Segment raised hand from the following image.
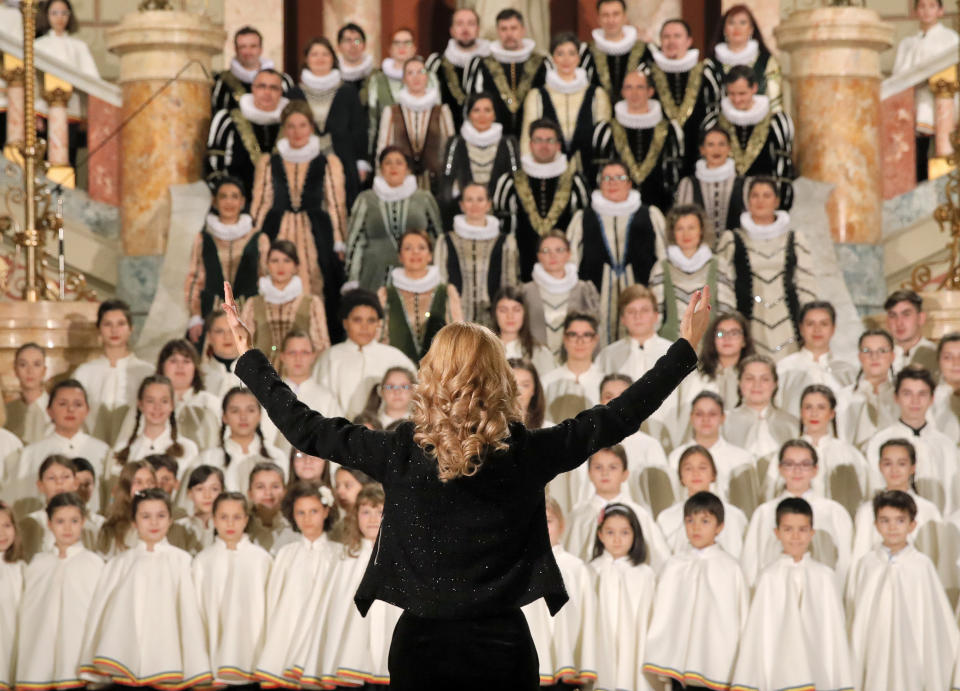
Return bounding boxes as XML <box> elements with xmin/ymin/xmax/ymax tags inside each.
<box><xmin>222</xmin><ymin>281</ymin><xmax>252</xmax><ymax>356</ymax></box>
<box><xmin>680</xmin><ymin>284</ymin><xmax>712</xmax><ymax>352</ymax></box>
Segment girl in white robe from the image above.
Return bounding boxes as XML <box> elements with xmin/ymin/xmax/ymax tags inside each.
<box><xmin>255</xmin><ymin>481</ymin><xmax>338</xmax><ymax>687</ymax></box>
<box><xmin>4</xmin><ymin>342</ymin><xmax>52</xmax><ymax>446</ymax></box>
<box><xmin>96</xmin><ymin>460</ymin><xmax>158</xmax><ymax>558</ymax></box>
<box><xmin>79</xmin><ymin>488</ymin><xmax>212</xmax><ymax>688</ymax></box>
<box><xmin>19</xmin><ymin>455</ymin><xmax>99</xmax><ymax>560</ymax></box>
<box><xmin>171</xmin><ymin>465</ymin><xmax>224</xmax><ymax>555</ymax></box>
<box><xmin>522</xmin><ymin>496</ymin><xmax>598</xmax><ymax>687</ymax></box>
<box><xmin>16</xmin><ymin>493</ymin><xmax>104</xmax><ymax>690</ymax></box>
<box><xmin>193</xmin><ymin>492</ymin><xmax>272</xmax><ymax>685</ymax></box>
<box><xmin>0</xmin><ymin>501</ymin><xmax>24</xmax><ymax>691</ymax></box>
<box><xmin>589</xmin><ymin>503</ymin><xmax>655</xmax><ymax>691</ymax></box>
<box><xmin>245</xmin><ymin>462</ymin><xmax>293</xmax><ymax>553</ymax></box>
<box><xmin>359</xmin><ymin>367</ymin><xmax>416</xmax><ymax>430</ymax></box>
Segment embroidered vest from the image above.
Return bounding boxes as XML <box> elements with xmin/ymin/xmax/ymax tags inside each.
<box><xmin>658</xmin><ymin>256</ymin><xmax>719</xmax><ymax>340</ymax></box>
<box><xmin>386</xmin><ymin>285</ymin><xmax>448</xmax><ymax>362</ymax></box>
<box><xmin>252</xmin><ymin>294</ymin><xmax>313</xmax><ymax>356</ymax></box>
<box><xmin>389</xmin><ymin>104</ymin><xmax>445</xmax><ymax>184</ymax></box>
<box><xmin>199</xmin><ymin>228</ymin><xmax>261</xmax><ymax>316</ymax></box>
<box><xmin>578</xmin><ymin>206</ymin><xmax>657</xmax><ymax>290</ymax></box>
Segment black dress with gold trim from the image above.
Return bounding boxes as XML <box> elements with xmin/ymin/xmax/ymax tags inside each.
<box><xmin>465</xmin><ymin>51</ymin><xmax>547</xmax><ymax>139</ymax></box>
<box><xmin>206</xmin><ymin>107</ymin><xmax>281</xmax><ymax>194</ymax></box>
<box><xmin>579</xmin><ymin>30</ymin><xmax>648</xmax><ymax>103</ymax></box>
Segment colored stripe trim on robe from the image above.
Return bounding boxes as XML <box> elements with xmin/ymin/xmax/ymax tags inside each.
<box><xmin>643</xmin><ymin>663</ymin><xmax>730</xmax><ymax>691</ymax></box>
<box><xmin>15</xmin><ymin>682</ymin><xmax>86</xmax><ymax>691</ymax></box>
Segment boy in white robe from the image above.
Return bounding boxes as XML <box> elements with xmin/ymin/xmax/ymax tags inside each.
<box><xmin>643</xmin><ymin>492</ymin><xmax>750</xmax><ymax>690</ymax></box>
<box><xmin>563</xmin><ymin>445</ymin><xmax>670</xmax><ymax>571</ymax></box>
<box><xmin>730</xmin><ymin>497</ymin><xmax>855</xmax><ymax>691</ymax></box>
<box><xmin>19</xmin><ymin>456</ymin><xmax>100</xmax><ymax>560</ymax></box>
<box><xmin>847</xmin><ymin>490</ymin><xmax>959</xmax><ymax>691</ymax></box>
<box><xmin>741</xmin><ymin>439</ymin><xmax>853</xmax><ymax>587</ymax></box>
<box><xmin>275</xmin><ymin>329</ymin><xmax>343</xmax><ymax>452</ymax></box>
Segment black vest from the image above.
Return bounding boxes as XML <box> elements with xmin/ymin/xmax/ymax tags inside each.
<box><xmin>578</xmin><ymin>206</ymin><xmax>658</xmax><ymax>290</ymax></box>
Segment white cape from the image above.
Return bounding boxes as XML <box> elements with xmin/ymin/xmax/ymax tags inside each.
<box><xmin>0</xmin><ymin>560</ymin><xmax>24</xmax><ymax>690</ymax></box>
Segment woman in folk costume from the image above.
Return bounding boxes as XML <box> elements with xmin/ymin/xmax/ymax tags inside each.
<box><xmin>184</xmin><ymin>177</ymin><xmax>267</xmax><ymax>346</ymax></box>
<box><xmin>679</xmin><ymin>310</ymin><xmax>754</xmax><ymax>416</ymax></box>
<box><xmin>376</xmin><ymin>55</ymin><xmax>455</xmax><ymax>196</ymax></box>
<box><xmin>589</xmin><ymin>503</ymin><xmax>655</xmax><ymax>691</ymax></box>
<box><xmin>492</xmin><ymin>287</ymin><xmax>557</xmax><ymax>378</ymax></box>
<box><xmin>240</xmin><ymin>240</ymin><xmax>330</xmax><ymax>365</ymax></box>
<box><xmin>298</xmin><ymin>37</ymin><xmax>366</xmax><ymax>207</ymax></box>
<box><xmin>434</xmin><ymin>182</ymin><xmax>519</xmax><ymax>327</ymax></box>
<box><xmin>4</xmin><ymin>343</ymin><xmax>50</xmax><ymax>445</ymax></box>
<box><xmin>521</xmin><ymin>496</ymin><xmax>597</xmax><ymax>688</ymax></box>
<box><xmin>96</xmin><ymin>461</ymin><xmax>158</xmax><ymax>558</ymax></box>
<box><xmin>520</xmin><ymin>32</ymin><xmax>611</xmax><ymax>182</ymax></box>
<box><xmin>345</xmin><ymin>147</ymin><xmax>444</xmax><ymax>292</ymax></box>
<box><xmin>377</xmin><ymin>229</ymin><xmax>464</xmax><ymax>365</ymax></box>
<box><xmin>255</xmin><ymin>481</ymin><xmax>338</xmax><ymax>686</ymax></box>
<box><xmin>649</xmin><ymin>204</ymin><xmax>736</xmax><ymax>341</ymax></box>
<box><xmin>718</xmin><ymin>176</ymin><xmax>817</xmax><ymax>361</ymax></box>
<box><xmin>79</xmin><ymin>488</ymin><xmax>212</xmax><ymax>689</ymax></box>
<box><xmin>15</xmin><ymin>493</ymin><xmax>104</xmax><ymax>691</ymax></box>
<box><xmin>0</xmin><ymin>502</ymin><xmax>23</xmax><ymax>691</ymax></box>
<box><xmin>705</xmin><ymin>4</ymin><xmax>783</xmax><ymax>111</ymax></box>
<box><xmin>171</xmin><ymin>465</ymin><xmax>224</xmax><ymax>556</ymax></box>
<box><xmin>520</xmin><ymin>231</ymin><xmax>599</xmax><ymax>358</ymax></box>
<box><xmin>509</xmin><ymin>359</ymin><xmax>551</xmax><ymax>430</ymax></box>
<box><xmin>674</xmin><ymin>127</ymin><xmax>746</xmax><ymax>234</ymax></box>
<box><xmin>250</xmin><ymin>100</ymin><xmax>347</xmax><ymax>340</ymax></box>
<box><xmin>438</xmin><ymin>92</ymin><xmax>520</xmax><ymax>226</ymax></box>
<box><xmin>192</xmin><ymin>492</ymin><xmax>272</xmax><ymax>686</ymax></box>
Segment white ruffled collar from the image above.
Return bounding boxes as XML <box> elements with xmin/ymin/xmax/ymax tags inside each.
<box><xmin>460</xmin><ymin>120</ymin><xmax>503</xmax><ymax>148</ymax></box>
<box><xmin>740</xmin><ymin>210</ymin><xmax>791</xmax><ymax>240</ymax></box>
<box><xmin>277</xmin><ymin>135</ymin><xmax>320</xmax><ymax>163</ymax></box>
<box><xmin>695</xmin><ymin>158</ymin><xmax>737</xmax><ymax>182</ymax></box>
<box><xmin>521</xmin><ymin>153</ymin><xmax>569</xmax><ymax>179</ymax></box>
<box><xmin>300</xmin><ymin>68</ymin><xmax>341</xmax><ymax>92</ymax></box>
<box><xmin>259</xmin><ymin>275</ymin><xmax>303</xmax><ymax>304</ymax></box>
<box><xmin>206</xmin><ymin>213</ymin><xmax>253</xmax><ymax>241</ymax></box>
<box><xmin>453</xmin><ymin>214</ymin><xmax>500</xmax><ymax>241</ymax></box>
<box><xmin>390</xmin><ymin>265</ymin><xmax>440</xmax><ymax>293</ymax></box>
<box><xmin>230</xmin><ymin>57</ymin><xmax>275</xmax><ymax>84</ymax></box>
<box><xmin>532</xmin><ymin>262</ymin><xmax>579</xmax><ymax>294</ymax></box>
<box><xmin>649</xmin><ymin>46</ymin><xmax>699</xmax><ymax>73</ymax></box>
<box><xmin>592</xmin><ymin>25</ymin><xmax>638</xmax><ymax>56</ymax></box>
<box><xmin>373</xmin><ymin>174</ymin><xmax>419</xmax><ymax>202</ymax></box>
<box><xmin>545</xmin><ymin>67</ymin><xmax>589</xmax><ymax>94</ymax></box>
<box><xmin>614</xmin><ymin>99</ymin><xmax>663</xmax><ymax>129</ymax></box>
<box><xmin>720</xmin><ymin>94</ymin><xmax>770</xmax><ymax>127</ymax></box>
<box><xmin>667</xmin><ymin>244</ymin><xmax>713</xmax><ymax>273</ymax></box>
<box><xmin>338</xmin><ymin>53</ymin><xmax>374</xmax><ymax>81</ymax></box>
<box><xmin>590</xmin><ymin>189</ymin><xmax>641</xmax><ymax>217</ymax></box>
<box><xmin>714</xmin><ymin>39</ymin><xmax>759</xmax><ymax>67</ymax></box>
<box><xmin>397</xmin><ymin>87</ymin><xmax>440</xmax><ymax>112</ymax></box>
<box><xmin>238</xmin><ymin>93</ymin><xmax>288</xmax><ymax>125</ymax></box>
<box><xmin>381</xmin><ymin>57</ymin><xmax>404</xmax><ymax>82</ymax></box>
<box><xmin>443</xmin><ymin>38</ymin><xmax>491</xmax><ymax>68</ymax></box>
<box><xmin>490</xmin><ymin>38</ymin><xmax>535</xmax><ymax>64</ymax></box>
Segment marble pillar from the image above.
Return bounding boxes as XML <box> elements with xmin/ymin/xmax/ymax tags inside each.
<box><xmin>776</xmin><ymin>7</ymin><xmax>893</xmax><ymax>315</ymax></box>
<box><xmin>881</xmin><ymin>87</ymin><xmax>916</xmax><ymax>200</ymax></box>
<box><xmin>324</xmin><ymin>0</ymin><xmax>381</xmax><ymax>62</ymax></box>
<box><xmin>1</xmin><ymin>60</ymin><xmax>24</xmax><ymax>156</ymax></box>
<box><xmin>86</xmin><ymin>96</ymin><xmax>122</xmax><ymax>207</ymax></box>
<box><xmin>106</xmin><ymin>11</ymin><xmax>224</xmax><ymax>257</ymax></box>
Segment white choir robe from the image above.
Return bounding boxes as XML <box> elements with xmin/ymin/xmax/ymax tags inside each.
<box><xmin>722</xmin><ymin>405</ymin><xmax>798</xmax><ymax>464</ymax></box>
<box><xmin>315</xmin><ymin>340</ymin><xmax>417</xmax><ymax>419</ymax></box>
<box><xmin>73</xmin><ymin>354</ymin><xmax>154</xmax><ymax>446</ymax></box>
<box><xmin>109</xmin><ymin>423</ymin><xmax>200</xmax><ymax>482</ymax></box>
<box><xmin>540</xmin><ymin>363</ymin><xmax>606</xmax><ymax>430</ymax></box>
<box><xmin>15</xmin><ymin>543</ymin><xmax>104</xmax><ymax>689</ymax></box>
<box><xmin>199</xmin><ymin>437</ymin><xmax>287</xmax><ymax>494</ymax></box>
<box><xmin>740</xmin><ymin>490</ymin><xmax>853</xmax><ymax>587</ymax></box>
<box><xmin>865</xmin><ymin>422</ymin><xmax>958</xmax><ymax>513</ymax></box>
<box><xmin>642</xmin><ymin>544</ymin><xmax>749</xmax><ymax>689</ymax></box>
<box><xmin>0</xmin><ymin>430</ymin><xmax>26</xmax><ymax>511</ymax></box>
<box><xmin>193</xmin><ymin>536</ymin><xmax>272</xmax><ymax>685</ymax></box>
<box><xmin>730</xmin><ymin>553</ymin><xmax>854</xmax><ymax>691</ymax></box>
<box><xmin>503</xmin><ymin>338</ymin><xmax>557</xmax><ymax>379</ymax></box>
<box><xmin>852</xmin><ymin>491</ymin><xmax>941</xmax><ymax>565</ymax></box>
<box><xmin>19</xmin><ymin>508</ymin><xmax>100</xmax><ymax>561</ymax></box>
<box><xmin>5</xmin><ymin>392</ymin><xmax>51</xmax><ymax>446</ymax></box>
<box><xmin>0</xmin><ymin>560</ymin><xmax>24</xmax><ymax>691</ymax></box>
<box><xmin>276</xmin><ymin>378</ymin><xmax>344</xmax><ymax>451</ymax></box>
<box><xmin>201</xmin><ymin>357</ymin><xmax>241</xmax><ymax>400</ymax></box>
<box><xmin>563</xmin><ymin>490</ymin><xmax>670</xmax><ymax>572</ymax></box>
<box><xmin>589</xmin><ymin>551</ymin><xmax>654</xmax><ymax>691</ymax></box>
<box><xmin>836</xmin><ymin>378</ymin><xmax>898</xmax><ymax>449</ymax></box>
<box><xmin>248</xmin><ymin>512</ymin><xmax>295</xmax><ymax>555</ymax></box>
<box><xmin>171</xmin><ymin>514</ymin><xmax>215</xmax><ymax>556</ymax></box>
<box><xmin>931</xmin><ymin>383</ymin><xmax>960</xmax><ymax>444</ymax></box>
<box><xmin>255</xmin><ymin>534</ymin><xmax>337</xmax><ymax>687</ymax></box>
<box><xmin>522</xmin><ymin>544</ymin><xmax>599</xmax><ymax>686</ymax></box>
<box><xmin>656</xmin><ymin>493</ymin><xmax>747</xmax><ymax>559</ymax></box>
<box><xmin>666</xmin><ymin>436</ymin><xmax>755</xmax><ymax>502</ymax></box>
<box><xmin>78</xmin><ymin>539</ymin><xmax>212</xmax><ymax>688</ymax></box>
<box><xmin>774</xmin><ymin>348</ymin><xmax>857</xmax><ymax>418</ymax></box>
<box><xmin>847</xmin><ymin>545</ymin><xmax>959</xmax><ymax>691</ymax></box>
<box><xmin>12</xmin><ymin>432</ymin><xmax>108</xmax><ymax>515</ymax></box>
<box><xmin>763</xmin><ymin>434</ymin><xmax>869</xmax><ymax>503</ymax></box>
<box><xmin>115</xmin><ymin>389</ymin><xmax>223</xmax><ymax>455</ymax></box>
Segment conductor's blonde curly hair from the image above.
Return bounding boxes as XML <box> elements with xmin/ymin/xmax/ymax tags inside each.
<box><xmin>412</xmin><ymin>322</ymin><xmax>522</xmax><ymax>482</ymax></box>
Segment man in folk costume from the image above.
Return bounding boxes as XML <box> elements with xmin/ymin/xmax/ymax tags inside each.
<box><xmin>580</xmin><ymin>0</ymin><xmax>647</xmax><ymax>103</ymax></box>
<box><xmin>494</xmin><ymin>118</ymin><xmax>588</xmax><ymax>281</ymax></box>
<box><xmin>211</xmin><ymin>26</ymin><xmax>295</xmax><ymax>113</ymax></box>
<box><xmin>703</xmin><ymin>65</ymin><xmax>795</xmax><ymax>208</ymax></box>
<box><xmin>594</xmin><ymin>70</ymin><xmax>683</xmax><ymax>214</ymax></box>
<box><xmin>206</xmin><ymin>69</ymin><xmax>289</xmax><ymax>194</ymax></box>
<box><xmin>426</xmin><ymin>8</ymin><xmax>491</xmax><ymax>130</ymax></box>
<box><xmin>465</xmin><ymin>8</ymin><xmax>548</xmax><ymax>139</ymax></box>
<box><xmin>567</xmin><ymin>160</ymin><xmax>664</xmax><ymax>344</ymax></box>
<box><xmin>337</xmin><ymin>23</ymin><xmax>375</xmax><ymax>103</ymax></box>
<box><xmin>642</xmin><ymin>18</ymin><xmax>720</xmax><ymax>177</ymax></box>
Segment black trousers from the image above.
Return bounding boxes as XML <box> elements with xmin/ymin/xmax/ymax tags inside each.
<box><xmin>388</xmin><ymin>609</ymin><xmax>539</xmax><ymax>690</ymax></box>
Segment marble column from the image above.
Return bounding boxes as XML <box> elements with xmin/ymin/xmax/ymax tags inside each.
<box><xmin>106</xmin><ymin>11</ymin><xmax>224</xmax><ymax>257</ymax></box>
<box><xmin>1</xmin><ymin>58</ymin><xmax>24</xmax><ymax>156</ymax></box>
<box><xmin>775</xmin><ymin>7</ymin><xmax>893</xmax><ymax>316</ymax></box>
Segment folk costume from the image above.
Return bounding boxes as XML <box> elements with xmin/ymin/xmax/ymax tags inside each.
<box><xmin>376</xmin><ymin>88</ymin><xmax>455</xmax><ymax>195</ymax></box>
<box><xmin>211</xmin><ymin>57</ymin><xmax>294</xmax><ymax>113</ymax></box>
<box><xmin>706</xmin><ymin>39</ymin><xmax>783</xmax><ymax>111</ymax></box>
<box><xmin>465</xmin><ymin>38</ymin><xmax>547</xmax><ymax>138</ymax></box>
<box><xmin>207</xmin><ymin>94</ymin><xmax>288</xmax><ymax>195</ymax></box>
<box><xmin>239</xmin><ymin>276</ymin><xmax>330</xmax><ymax>366</ymax></box>
<box><xmin>675</xmin><ymin>157</ymin><xmax>745</xmax><ymax>233</ymax></box>
<box><xmin>520</xmin><ymin>262</ymin><xmax>599</xmax><ymax>357</ymax></box>
<box><xmin>426</xmin><ymin>38</ymin><xmax>491</xmax><ymax>130</ymax></box>
<box><xmin>581</xmin><ymin>25</ymin><xmax>647</xmax><ymax>102</ymax></box>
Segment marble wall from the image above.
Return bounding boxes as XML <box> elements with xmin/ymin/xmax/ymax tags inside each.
<box><xmin>880</xmin><ymin>87</ymin><xmax>916</xmax><ymax>200</ymax></box>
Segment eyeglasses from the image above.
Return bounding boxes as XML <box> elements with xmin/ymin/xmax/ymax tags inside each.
<box><xmin>564</xmin><ymin>331</ymin><xmax>597</xmax><ymax>342</ymax></box>
<box><xmin>716</xmin><ymin>328</ymin><xmax>743</xmax><ymax>339</ymax></box>
<box><xmin>538</xmin><ymin>246</ymin><xmax>568</xmax><ymax>255</ymax></box>
<box><xmin>600</xmin><ymin>174</ymin><xmax>629</xmax><ymax>183</ymax></box>
<box><xmin>381</xmin><ymin>384</ymin><xmax>412</xmax><ymax>392</ymax></box>
<box><xmin>780</xmin><ymin>461</ymin><xmax>815</xmax><ymax>470</ymax></box>
<box><xmin>860</xmin><ymin>347</ymin><xmax>892</xmax><ymax>357</ymax></box>
<box><xmin>531</xmin><ymin>136</ymin><xmax>558</xmax><ymax>145</ymax></box>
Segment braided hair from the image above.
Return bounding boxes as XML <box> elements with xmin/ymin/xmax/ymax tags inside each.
<box><xmin>220</xmin><ymin>387</ymin><xmax>271</xmax><ymax>468</ymax></box>
<box><xmin>115</xmin><ymin>375</ymin><xmax>183</xmax><ymax>465</ymax></box>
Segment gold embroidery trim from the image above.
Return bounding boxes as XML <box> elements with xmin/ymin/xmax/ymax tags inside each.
<box><xmin>229</xmin><ymin>108</ymin><xmax>264</xmax><ymax>163</ymax></box>
<box><xmin>589</xmin><ymin>41</ymin><xmax>646</xmax><ymax>95</ymax></box>
<box><xmin>718</xmin><ymin>111</ymin><xmax>771</xmax><ymax>176</ymax></box>
<box><xmin>514</xmin><ymin>160</ymin><xmax>577</xmax><ymax>237</ymax></box>
<box><xmin>486</xmin><ymin>54</ymin><xmax>544</xmax><ymax>114</ymax></box>
<box><xmin>221</xmin><ymin>71</ymin><xmax>247</xmax><ymax>105</ymax></box>
<box><xmin>611</xmin><ymin>118</ymin><xmax>668</xmax><ymax>185</ymax></box>
<box><xmin>441</xmin><ymin>57</ymin><xmax>467</xmax><ymax>106</ymax></box>
<box><xmin>649</xmin><ymin>61</ymin><xmax>705</xmax><ymax>127</ymax></box>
